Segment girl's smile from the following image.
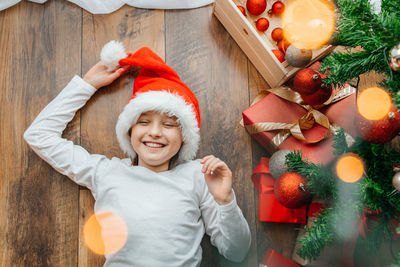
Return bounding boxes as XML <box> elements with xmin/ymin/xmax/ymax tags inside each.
<box><xmin>130</xmin><ymin>111</ymin><xmax>182</xmax><ymax>172</ymax></box>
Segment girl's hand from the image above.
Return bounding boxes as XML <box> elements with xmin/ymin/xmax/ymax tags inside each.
<box><xmin>83</xmin><ymin>52</ymin><xmax>132</xmax><ymax>90</ymax></box>
<box><xmin>200</xmin><ymin>155</ymin><xmax>234</xmax><ymax>205</ymax></box>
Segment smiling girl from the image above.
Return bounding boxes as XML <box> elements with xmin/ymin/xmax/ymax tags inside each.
<box><xmin>24</xmin><ymin>41</ymin><xmax>251</xmax><ymax>266</ymax></box>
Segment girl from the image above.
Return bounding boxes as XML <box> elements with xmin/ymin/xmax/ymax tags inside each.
<box><xmin>24</xmin><ymin>42</ymin><xmax>251</xmax><ymax>266</ymax></box>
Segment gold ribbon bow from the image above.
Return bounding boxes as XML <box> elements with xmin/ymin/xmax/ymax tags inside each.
<box><xmin>244</xmin><ymin>86</ymin><xmax>355</xmax><ymax>149</ymax></box>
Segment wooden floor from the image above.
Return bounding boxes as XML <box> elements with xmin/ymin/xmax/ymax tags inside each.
<box><xmin>0</xmin><ymin>1</ymin><xmax>398</xmax><ymax>266</ymax></box>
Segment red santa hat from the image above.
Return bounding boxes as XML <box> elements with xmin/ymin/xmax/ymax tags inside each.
<box><xmin>100</xmin><ymin>40</ymin><xmax>201</xmax><ymax>163</ymax></box>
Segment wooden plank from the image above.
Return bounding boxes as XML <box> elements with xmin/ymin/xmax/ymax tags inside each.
<box><xmin>166</xmin><ymin>5</ymin><xmax>257</xmax><ymax>267</ymax></box>
<box><xmin>247</xmin><ymin>63</ymin><xmax>299</xmax><ymax>263</ymax></box>
<box><xmin>0</xmin><ymin>0</ymin><xmax>82</xmax><ymax>266</ymax></box>
<box><xmin>78</xmin><ymin>190</ymin><xmax>105</xmax><ymax>266</ymax></box>
<box><xmin>80</xmin><ymin>6</ymin><xmax>165</xmax><ymax>266</ymax></box>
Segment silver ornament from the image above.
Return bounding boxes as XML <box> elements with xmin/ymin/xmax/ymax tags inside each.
<box><xmin>269</xmin><ymin>149</ymin><xmax>292</xmax><ymax>179</ymax></box>
<box><xmin>285</xmin><ymin>45</ymin><xmax>312</xmax><ymax>68</ymax></box>
<box><xmin>390</xmin><ymin>43</ymin><xmax>400</xmax><ymax>72</ymax></box>
<box><xmin>393</xmin><ymin>172</ymin><xmax>400</xmax><ymax>191</ymax></box>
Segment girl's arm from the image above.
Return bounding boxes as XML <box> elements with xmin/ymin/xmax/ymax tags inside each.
<box><xmin>24</xmin><ymin>63</ymin><xmax>130</xmax><ymax>192</ymax></box>
<box><xmin>198</xmin><ymin>158</ymin><xmax>251</xmax><ymax>262</ymax></box>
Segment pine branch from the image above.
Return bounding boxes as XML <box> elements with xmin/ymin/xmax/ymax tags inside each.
<box><xmin>353</xmin><ymin>138</ymin><xmax>400</xmax><ymax>217</ymax></box>
<box><xmin>393</xmin><ymin>252</ymin><xmax>400</xmax><ymax>267</ymax></box>
<box><xmin>297</xmin><ymin>198</ymin><xmax>364</xmax><ymax>261</ymax></box>
<box><xmin>332</xmin><ymin>128</ymin><xmax>348</xmax><ymax>155</ymax></box>
<box><xmin>286</xmin><ymin>151</ymin><xmax>337</xmax><ymax>200</ymax></box>
<box><xmin>297</xmin><ymin>207</ymin><xmax>335</xmax><ymax>261</ymax></box>
<box><xmin>356</xmin><ymin>219</ymin><xmax>387</xmax><ymax>258</ymax></box>
<box><xmin>320</xmin><ymin>50</ymin><xmax>386</xmax><ymax>87</ymax></box>
<box><xmin>320</xmin><ymin>0</ymin><xmax>400</xmax><ymax>105</ymax></box>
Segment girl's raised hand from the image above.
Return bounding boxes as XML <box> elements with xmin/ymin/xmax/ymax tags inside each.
<box><xmin>83</xmin><ymin>52</ymin><xmax>132</xmax><ymax>90</ymax></box>
<box><xmin>200</xmin><ymin>155</ymin><xmax>234</xmax><ymax>205</ymax></box>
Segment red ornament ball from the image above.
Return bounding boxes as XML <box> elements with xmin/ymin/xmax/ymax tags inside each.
<box><xmin>256</xmin><ymin>17</ymin><xmax>269</xmax><ymax>32</ymax></box>
<box><xmin>278</xmin><ymin>39</ymin><xmax>291</xmax><ymax>54</ymax></box>
<box><xmin>272</xmin><ymin>49</ymin><xmax>285</xmax><ymax>63</ymax></box>
<box><xmin>246</xmin><ymin>0</ymin><xmax>267</xmax><ymax>15</ymax></box>
<box><xmin>274</xmin><ymin>172</ymin><xmax>312</xmax><ymax>209</ymax></box>
<box><xmin>270</xmin><ymin>1</ymin><xmax>285</xmax><ymax>15</ymax></box>
<box><xmin>301</xmin><ymin>86</ymin><xmax>333</xmax><ymax>106</ymax></box>
<box><xmin>293</xmin><ymin>69</ymin><xmax>322</xmax><ymax>95</ymax></box>
<box><xmin>271</xmin><ymin>27</ymin><xmax>284</xmax><ymax>42</ymax></box>
<box><xmin>237</xmin><ymin>5</ymin><xmax>246</xmax><ymax>16</ymax></box>
<box><xmin>355</xmin><ymin>105</ymin><xmax>400</xmax><ymax>144</ymax></box>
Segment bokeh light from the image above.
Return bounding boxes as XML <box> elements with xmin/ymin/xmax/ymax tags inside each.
<box><xmin>282</xmin><ymin>0</ymin><xmax>336</xmax><ymax>49</ymax></box>
<box><xmin>357</xmin><ymin>87</ymin><xmax>392</xmax><ymax>120</ymax></box>
<box><xmin>336</xmin><ymin>153</ymin><xmax>364</xmax><ymax>183</ymax></box>
<box><xmin>83</xmin><ymin>211</ymin><xmax>128</xmax><ymax>255</ymax></box>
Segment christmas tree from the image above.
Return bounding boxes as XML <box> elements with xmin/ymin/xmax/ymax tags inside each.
<box><xmin>286</xmin><ymin>0</ymin><xmax>400</xmax><ymax>263</ymax></box>
<box><xmin>321</xmin><ymin>0</ymin><xmax>400</xmax><ymax>105</ymax></box>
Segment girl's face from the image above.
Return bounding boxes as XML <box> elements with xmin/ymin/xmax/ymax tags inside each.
<box><xmin>130</xmin><ymin>111</ymin><xmax>182</xmax><ymax>172</ymax></box>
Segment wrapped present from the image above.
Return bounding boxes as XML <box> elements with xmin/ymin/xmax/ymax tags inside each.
<box><xmin>242</xmin><ymin>65</ymin><xmax>358</xmax><ymax>165</ymax></box>
<box><xmin>252</xmin><ymin>157</ymin><xmax>307</xmax><ymax>223</ymax></box>
<box><xmin>260</xmin><ymin>248</ymin><xmax>299</xmax><ymax>267</ymax></box>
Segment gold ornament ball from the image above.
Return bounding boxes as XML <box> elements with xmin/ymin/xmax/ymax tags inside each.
<box><xmin>390</xmin><ymin>43</ymin><xmax>400</xmax><ymax>72</ymax></box>
<box><xmin>393</xmin><ymin>172</ymin><xmax>400</xmax><ymax>191</ymax></box>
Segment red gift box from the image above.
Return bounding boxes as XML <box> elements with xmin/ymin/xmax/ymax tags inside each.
<box><xmin>260</xmin><ymin>248</ymin><xmax>299</xmax><ymax>267</ymax></box>
<box><xmin>242</xmin><ymin>64</ymin><xmax>359</xmax><ymax>165</ymax></box>
<box><xmin>252</xmin><ymin>157</ymin><xmax>307</xmax><ymax>223</ymax></box>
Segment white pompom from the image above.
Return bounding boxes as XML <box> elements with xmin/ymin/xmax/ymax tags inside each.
<box><xmin>100</xmin><ymin>40</ymin><xmax>127</xmax><ymax>71</ymax></box>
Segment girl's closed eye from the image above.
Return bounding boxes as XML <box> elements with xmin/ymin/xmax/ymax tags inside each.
<box><xmin>163</xmin><ymin>120</ymin><xmax>179</xmax><ymax>128</ymax></box>
<box><xmin>138</xmin><ymin>120</ymin><xmax>149</xmax><ymax>125</ymax></box>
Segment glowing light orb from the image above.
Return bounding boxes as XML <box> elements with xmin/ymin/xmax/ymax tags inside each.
<box><xmin>336</xmin><ymin>154</ymin><xmax>364</xmax><ymax>183</ymax></box>
<box><xmin>357</xmin><ymin>87</ymin><xmax>392</xmax><ymax>120</ymax></box>
<box><xmin>282</xmin><ymin>0</ymin><xmax>336</xmax><ymax>49</ymax></box>
<box><xmin>83</xmin><ymin>211</ymin><xmax>128</xmax><ymax>255</ymax></box>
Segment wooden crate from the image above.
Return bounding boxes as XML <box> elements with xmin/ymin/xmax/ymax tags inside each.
<box><xmin>213</xmin><ymin>0</ymin><xmax>335</xmax><ymax>88</ymax></box>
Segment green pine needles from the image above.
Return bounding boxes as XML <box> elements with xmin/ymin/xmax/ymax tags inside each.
<box><xmin>319</xmin><ymin>0</ymin><xmax>400</xmax><ymax>108</ymax></box>
<box><xmin>273</xmin><ymin>0</ymin><xmax>400</xmax><ymax>262</ymax></box>
<box><xmin>286</xmin><ymin>127</ymin><xmax>400</xmax><ymax>261</ymax></box>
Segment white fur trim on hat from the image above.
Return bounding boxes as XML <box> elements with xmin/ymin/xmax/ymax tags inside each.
<box><xmin>100</xmin><ymin>40</ymin><xmax>127</xmax><ymax>71</ymax></box>
<box><xmin>115</xmin><ymin>91</ymin><xmax>200</xmax><ymax>163</ymax></box>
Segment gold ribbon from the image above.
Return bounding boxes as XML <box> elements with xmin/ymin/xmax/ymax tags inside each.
<box><xmin>244</xmin><ymin>86</ymin><xmax>355</xmax><ymax>149</ymax></box>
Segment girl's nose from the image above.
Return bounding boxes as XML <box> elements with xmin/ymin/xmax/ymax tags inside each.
<box><xmin>148</xmin><ymin>122</ymin><xmax>162</xmax><ymax>137</ymax></box>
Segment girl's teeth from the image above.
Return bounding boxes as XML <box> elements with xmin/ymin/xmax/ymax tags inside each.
<box><xmin>146</xmin><ymin>142</ymin><xmax>163</xmax><ymax>148</ymax></box>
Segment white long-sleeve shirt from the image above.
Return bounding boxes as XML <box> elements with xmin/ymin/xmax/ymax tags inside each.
<box><xmin>23</xmin><ymin>75</ymin><xmax>251</xmax><ymax>266</ymax></box>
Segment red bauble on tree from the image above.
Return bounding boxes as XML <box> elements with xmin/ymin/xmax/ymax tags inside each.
<box><xmin>274</xmin><ymin>172</ymin><xmax>312</xmax><ymax>209</ymax></box>
<box><xmin>356</xmin><ymin>105</ymin><xmax>400</xmax><ymax>144</ymax></box>
<box><xmin>293</xmin><ymin>69</ymin><xmax>322</xmax><ymax>95</ymax></box>
<box><xmin>246</xmin><ymin>0</ymin><xmax>267</xmax><ymax>15</ymax></box>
